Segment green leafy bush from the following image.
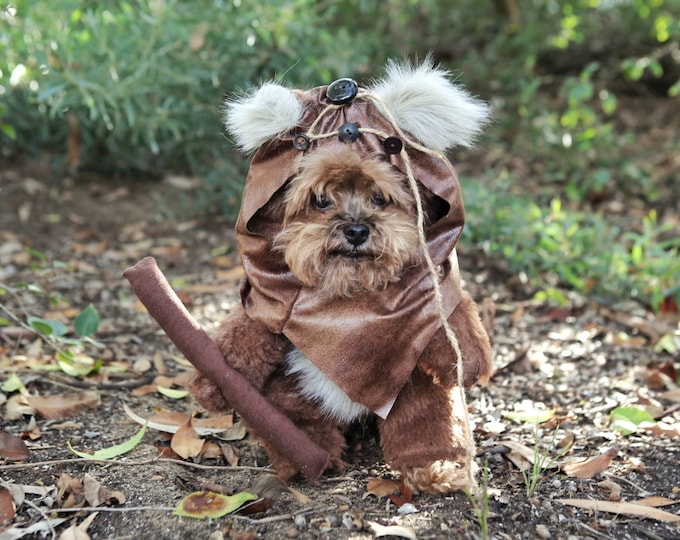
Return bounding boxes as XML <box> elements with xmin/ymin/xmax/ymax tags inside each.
<box><xmin>0</xmin><ymin>1</ymin><xmax>399</xmax><ymax>212</ymax></box>
<box><xmin>463</xmin><ymin>178</ymin><xmax>680</xmax><ymax>311</ymax></box>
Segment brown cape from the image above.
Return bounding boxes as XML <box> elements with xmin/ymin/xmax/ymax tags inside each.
<box><xmin>234</xmin><ymin>85</ymin><xmax>466</xmax><ymax>417</ymax></box>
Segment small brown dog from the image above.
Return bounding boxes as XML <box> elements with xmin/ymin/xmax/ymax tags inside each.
<box><xmin>274</xmin><ymin>146</ymin><xmax>420</xmax><ymax>298</ymax></box>
<box><xmin>191</xmin><ymin>60</ymin><xmax>492</xmax><ymax>493</ymax></box>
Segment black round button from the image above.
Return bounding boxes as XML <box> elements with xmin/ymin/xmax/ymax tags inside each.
<box><xmin>383</xmin><ymin>136</ymin><xmax>403</xmax><ymax>154</ymax></box>
<box><xmin>293</xmin><ymin>133</ymin><xmax>310</xmax><ymax>151</ymax></box>
<box><xmin>326</xmin><ymin>78</ymin><xmax>358</xmax><ymax>105</ymax></box>
<box><xmin>338</xmin><ymin>122</ymin><xmax>360</xmax><ymax>143</ymax></box>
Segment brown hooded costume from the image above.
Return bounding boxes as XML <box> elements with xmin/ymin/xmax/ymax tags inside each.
<box><xmin>190</xmin><ymin>61</ymin><xmax>493</xmax><ymax>491</ymax></box>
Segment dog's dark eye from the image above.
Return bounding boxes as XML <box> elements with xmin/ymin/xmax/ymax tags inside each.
<box><xmin>371</xmin><ymin>193</ymin><xmax>388</xmax><ymax>209</ymax></box>
<box><xmin>311</xmin><ymin>193</ymin><xmax>332</xmax><ymax>210</ymax></box>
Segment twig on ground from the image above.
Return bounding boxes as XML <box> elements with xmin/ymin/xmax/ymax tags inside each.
<box><xmin>231</xmin><ymin>504</ymin><xmax>331</xmax><ymax>524</ymax></box>
<box><xmin>0</xmin><ymin>456</ymin><xmax>273</xmax><ymax>474</ymax></box>
<box><xmin>22</xmin><ymin>497</ymin><xmax>61</xmax><ymax>540</ymax></box>
<box><xmin>628</xmin><ymin>523</ymin><xmax>665</xmax><ymax>540</ymax></box>
<box><xmin>573</xmin><ymin>519</ymin><xmax>617</xmax><ymax>540</ymax></box>
<box><xmin>52</xmin><ymin>505</ymin><xmax>175</xmax><ymax>514</ymax></box>
<box><xmin>603</xmin><ymin>472</ymin><xmax>652</xmax><ymax>496</ymax></box>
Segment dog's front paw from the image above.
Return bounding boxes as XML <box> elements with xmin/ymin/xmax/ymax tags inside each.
<box><xmin>189</xmin><ymin>372</ymin><xmax>230</xmax><ymax>412</ymax></box>
<box><xmin>402</xmin><ymin>458</ymin><xmax>477</xmax><ymax>494</ymax></box>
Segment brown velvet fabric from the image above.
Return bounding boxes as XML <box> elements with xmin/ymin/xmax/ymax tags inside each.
<box><xmin>235</xmin><ymin>85</ymin><xmax>466</xmax><ymax>417</ymax></box>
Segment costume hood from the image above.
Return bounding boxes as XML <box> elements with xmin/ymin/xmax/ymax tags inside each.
<box><xmin>225</xmin><ymin>60</ymin><xmax>489</xmax><ymax>417</ymax></box>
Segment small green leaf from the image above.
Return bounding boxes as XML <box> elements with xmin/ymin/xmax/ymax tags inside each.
<box><xmin>669</xmin><ymin>79</ymin><xmax>680</xmax><ymax>97</ymax></box>
<box><xmin>27</xmin><ymin>316</ymin><xmax>68</xmax><ymax>337</ymax></box>
<box><xmin>28</xmin><ymin>364</ymin><xmax>60</xmax><ymax>372</ymax></box>
<box><xmin>653</xmin><ymin>332</ymin><xmax>679</xmax><ymax>355</ymax></box>
<box><xmin>0</xmin><ymin>317</ymin><xmax>11</xmax><ymax>327</ymax></box>
<box><xmin>25</xmin><ymin>248</ymin><xmax>47</xmax><ymax>262</ymax></box>
<box><xmin>173</xmin><ymin>491</ymin><xmax>258</xmax><ymax>519</ymax></box>
<box><xmin>157</xmin><ymin>386</ymin><xmax>189</xmax><ymax>399</ymax></box>
<box><xmin>568</xmin><ymin>80</ymin><xmax>593</xmax><ymax>104</ymax></box>
<box><xmin>503</xmin><ymin>409</ymin><xmax>555</xmax><ymax>424</ymax></box>
<box><xmin>590</xmin><ymin>168</ymin><xmax>611</xmax><ymax>190</ymax></box>
<box><xmin>609</xmin><ymin>407</ymin><xmax>656</xmax><ymax>435</ymax></box>
<box><xmin>57</xmin><ymin>351</ymin><xmax>102</xmax><ymax>377</ymax></box>
<box><xmin>2</xmin><ymin>373</ymin><xmax>27</xmax><ymax>393</ymax></box>
<box><xmin>0</xmin><ymin>123</ymin><xmax>15</xmax><ymax>139</ymax></box>
<box><xmin>600</xmin><ymin>91</ymin><xmax>617</xmax><ymax>115</ymax></box>
<box><xmin>73</xmin><ymin>304</ymin><xmax>99</xmax><ymax>337</ymax></box>
<box><xmin>68</xmin><ymin>423</ymin><xmax>148</xmax><ymax>460</ymax></box>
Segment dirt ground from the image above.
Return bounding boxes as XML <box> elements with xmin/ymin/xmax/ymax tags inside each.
<box><xmin>0</xmin><ymin>142</ymin><xmax>679</xmax><ymax>539</ymax></box>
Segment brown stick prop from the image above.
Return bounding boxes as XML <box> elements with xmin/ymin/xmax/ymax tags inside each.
<box><xmin>123</xmin><ymin>257</ymin><xmax>330</xmax><ymax>482</ymax></box>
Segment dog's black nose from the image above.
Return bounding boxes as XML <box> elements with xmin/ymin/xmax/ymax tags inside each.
<box><xmin>343</xmin><ymin>224</ymin><xmax>369</xmax><ymax>246</ymax></box>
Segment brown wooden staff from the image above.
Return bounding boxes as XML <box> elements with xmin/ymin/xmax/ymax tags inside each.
<box><xmin>123</xmin><ymin>256</ymin><xmax>330</xmax><ymax>482</ymax></box>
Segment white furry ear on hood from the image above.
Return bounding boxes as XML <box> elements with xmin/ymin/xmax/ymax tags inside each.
<box><xmin>225</xmin><ymin>83</ymin><xmax>303</xmax><ymax>153</ymax></box>
<box><xmin>370</xmin><ymin>59</ymin><xmax>490</xmax><ymax>152</ymax></box>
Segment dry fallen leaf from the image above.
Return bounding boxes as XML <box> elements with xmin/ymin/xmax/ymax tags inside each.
<box><xmin>556</xmin><ymin>432</ymin><xmax>575</xmax><ymax>450</ymax></box>
<box><xmin>4</xmin><ymin>394</ymin><xmax>37</xmax><ymax>420</ymax></box>
<box><xmin>633</xmin><ymin>496</ymin><xmax>679</xmax><ymax>508</ymax></box>
<box><xmin>0</xmin><ymin>430</ymin><xmax>30</xmax><ymax>460</ymax></box>
<box><xmin>221</xmin><ymin>443</ymin><xmax>240</xmax><ymax>467</ymax></box>
<box><xmin>154</xmin><ymin>371</ymin><xmax>193</xmax><ymax>389</ymax></box>
<box><xmin>500</xmin><ymin>440</ymin><xmax>560</xmax><ymax>472</ymax></box>
<box><xmin>561</xmin><ymin>446</ymin><xmax>619</xmax><ymax>478</ymax></box>
<box><xmin>56</xmin><ymin>474</ymin><xmax>125</xmax><ymax>509</ymax></box>
<box><xmin>171</xmin><ymin>419</ymin><xmax>205</xmax><ymax>460</ymax></box>
<box><xmin>83</xmin><ymin>474</ymin><xmax>125</xmax><ymax>507</ymax></box>
<box><xmin>0</xmin><ymin>518</ymin><xmax>68</xmax><ymax>538</ymax></box>
<box><xmin>362</xmin><ymin>478</ymin><xmax>402</xmax><ymax>499</ymax></box>
<box><xmin>123</xmin><ymin>402</ymin><xmax>233</xmax><ymax>436</ymax></box>
<box><xmin>58</xmin><ymin>522</ymin><xmax>91</xmax><ymax>540</ymax></box>
<box><xmin>173</xmin><ymin>491</ymin><xmax>257</xmax><ymax>519</ymax></box>
<box><xmin>57</xmin><ymin>473</ymin><xmax>85</xmax><ymax>509</ymax></box>
<box><xmin>368</xmin><ymin>522</ymin><xmax>417</xmax><ymax>539</ymax></box>
<box><xmin>215</xmin><ymin>421</ymin><xmax>247</xmax><ymax>442</ymax></box>
<box><xmin>130</xmin><ymin>384</ymin><xmax>158</xmax><ymax>397</ymax></box>
<box><xmin>0</xmin><ymin>486</ymin><xmax>16</xmax><ymax>523</ymax></box>
<box><xmin>199</xmin><ymin>441</ymin><xmax>224</xmax><ymax>460</ymax></box>
<box><xmin>26</xmin><ymin>391</ymin><xmax>100</xmax><ymax>420</ymax></box>
<box><xmin>643</xmin><ymin>421</ymin><xmax>680</xmax><ymax>438</ymax></box>
<box><xmin>555</xmin><ymin>498</ymin><xmax>680</xmax><ymax>522</ymax></box>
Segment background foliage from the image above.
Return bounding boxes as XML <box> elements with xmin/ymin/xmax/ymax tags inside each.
<box><xmin>1</xmin><ymin>0</ymin><xmax>679</xmax><ymax>310</ymax></box>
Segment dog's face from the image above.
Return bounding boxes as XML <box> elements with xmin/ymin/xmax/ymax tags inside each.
<box><xmin>273</xmin><ymin>145</ymin><xmax>421</xmax><ymax>298</ymax></box>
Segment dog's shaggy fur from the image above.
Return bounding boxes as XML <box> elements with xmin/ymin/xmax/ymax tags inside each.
<box><xmin>273</xmin><ymin>146</ymin><xmax>420</xmax><ymax>298</ymax></box>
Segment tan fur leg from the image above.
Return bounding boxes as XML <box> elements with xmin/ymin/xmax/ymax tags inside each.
<box><xmin>380</xmin><ymin>368</ymin><xmax>476</xmax><ymax>494</ymax></box>
<box><xmin>401</xmin><ymin>387</ymin><xmax>476</xmax><ymax>494</ymax></box>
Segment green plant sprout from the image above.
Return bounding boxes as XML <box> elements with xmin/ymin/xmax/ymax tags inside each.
<box><xmin>466</xmin><ymin>459</ymin><xmax>491</xmax><ymax>540</ymax></box>
<box><xmin>523</xmin><ymin>428</ymin><xmax>572</xmax><ymax>498</ymax></box>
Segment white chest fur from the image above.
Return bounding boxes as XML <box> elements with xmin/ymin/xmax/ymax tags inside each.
<box><xmin>285</xmin><ymin>348</ymin><xmax>370</xmax><ymax>424</ymax></box>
